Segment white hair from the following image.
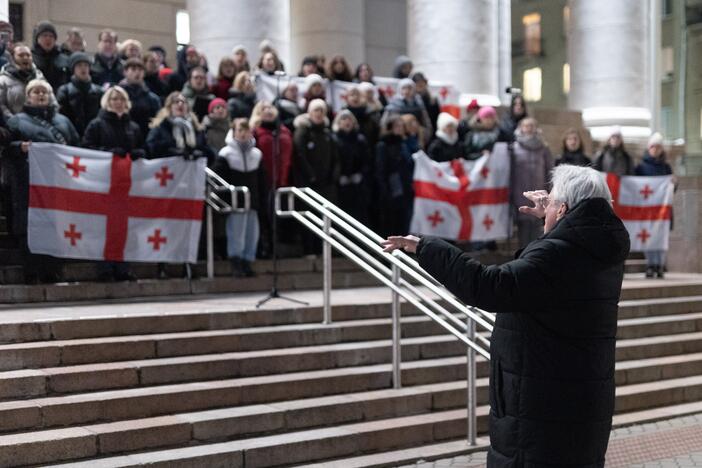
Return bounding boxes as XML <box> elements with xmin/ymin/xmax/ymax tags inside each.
<box><xmin>550</xmin><ymin>165</ymin><xmax>612</xmax><ymax>209</ymax></box>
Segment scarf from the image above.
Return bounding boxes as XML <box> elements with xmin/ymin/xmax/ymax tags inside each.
<box><xmin>169</xmin><ymin>116</ymin><xmax>197</xmax><ymax>150</ymax></box>
<box><xmin>515</xmin><ymin>130</ymin><xmax>545</xmax><ymax>151</ymax></box>
<box><xmin>436</xmin><ymin>129</ymin><xmax>458</xmax><ymax>145</ymax></box>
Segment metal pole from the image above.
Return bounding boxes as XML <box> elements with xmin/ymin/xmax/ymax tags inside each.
<box><xmin>466</xmin><ymin>316</ymin><xmax>477</xmax><ymax>445</ymax></box>
<box><xmin>322</xmin><ymin>213</ymin><xmax>332</xmax><ymax>324</ymax></box>
<box><xmin>391</xmin><ymin>258</ymin><xmax>401</xmax><ymax>389</ymax></box>
<box><xmin>206</xmin><ymin>205</ymin><xmax>214</xmax><ymax>279</ymax></box>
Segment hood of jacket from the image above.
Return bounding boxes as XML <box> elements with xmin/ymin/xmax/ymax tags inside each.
<box><xmin>545</xmin><ymin>197</ymin><xmax>630</xmax><ymax>265</ymax></box>
<box><xmin>293</xmin><ymin>112</ymin><xmax>329</xmax><ymax>130</ymax></box>
<box><xmin>221</xmin><ymin>130</ymin><xmax>262</xmax><ymax>172</ymax></box>
<box><xmin>1</xmin><ymin>62</ymin><xmax>41</xmax><ymax>83</ymax></box>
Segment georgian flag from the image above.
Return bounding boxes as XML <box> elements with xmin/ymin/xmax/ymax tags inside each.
<box><xmin>28</xmin><ymin>143</ymin><xmax>205</xmax><ymax>263</ymax></box>
<box><xmin>605</xmin><ymin>173</ymin><xmax>674</xmax><ymax>252</ymax></box>
<box><xmin>410</xmin><ymin>143</ymin><xmax>511</xmax><ymax>241</ymax></box>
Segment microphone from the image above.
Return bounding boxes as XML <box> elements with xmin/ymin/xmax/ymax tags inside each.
<box><xmin>505</xmin><ymin>86</ymin><xmax>522</xmax><ymax>95</ymax></box>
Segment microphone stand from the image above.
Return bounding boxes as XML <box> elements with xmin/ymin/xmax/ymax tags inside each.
<box><xmin>257</xmin><ymin>71</ymin><xmax>308</xmax><ymax>308</ymax></box>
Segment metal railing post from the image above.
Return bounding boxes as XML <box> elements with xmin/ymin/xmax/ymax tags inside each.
<box><xmin>467</xmin><ymin>316</ymin><xmax>477</xmax><ymax>445</ymax></box>
<box><xmin>322</xmin><ymin>211</ymin><xmax>332</xmax><ymax>324</ymax></box>
<box><xmin>391</xmin><ymin>256</ymin><xmax>401</xmax><ymax>389</ymax></box>
<box><xmin>206</xmin><ymin>204</ymin><xmax>214</xmax><ymax>279</ymax></box>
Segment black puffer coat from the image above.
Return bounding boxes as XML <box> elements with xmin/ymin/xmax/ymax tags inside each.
<box><xmin>31</xmin><ymin>45</ymin><xmax>69</xmax><ymax>92</ymax></box>
<box><xmin>121</xmin><ymin>82</ymin><xmax>162</xmax><ymax>138</ymax></box>
<box><xmin>82</xmin><ymin>110</ymin><xmax>143</xmax><ymax>154</ymax></box>
<box><xmin>416</xmin><ymin>197</ymin><xmax>630</xmax><ymax>467</ymax></box>
<box><xmin>56</xmin><ymin>77</ymin><xmax>103</xmax><ymax>136</ymax></box>
<box><xmin>91</xmin><ymin>54</ymin><xmax>124</xmax><ymax>88</ymax></box>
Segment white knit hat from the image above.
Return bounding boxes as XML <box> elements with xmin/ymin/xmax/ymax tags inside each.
<box><xmin>648</xmin><ymin>132</ymin><xmax>663</xmax><ymax>147</ymax></box>
<box><xmin>304</xmin><ymin>73</ymin><xmax>324</xmax><ymax>88</ymax></box>
<box><xmin>436</xmin><ymin>112</ymin><xmax>458</xmax><ymax>131</ymax></box>
<box><xmin>308</xmin><ymin>98</ymin><xmax>327</xmax><ymax>113</ymax></box>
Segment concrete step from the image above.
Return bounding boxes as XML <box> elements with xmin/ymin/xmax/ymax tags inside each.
<box><xmin>17</xmin><ymin>373</ymin><xmax>702</xmax><ymax>467</ymax></box>
<box><xmin>620</xmin><ymin>275</ymin><xmax>702</xmax><ymax>300</ymax></box>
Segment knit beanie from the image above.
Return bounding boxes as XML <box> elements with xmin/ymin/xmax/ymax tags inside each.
<box><xmin>69</xmin><ymin>52</ymin><xmax>91</xmax><ymax>71</ymax></box>
<box><xmin>477</xmin><ymin>106</ymin><xmax>497</xmax><ymax>120</ymax></box>
<box><xmin>304</xmin><ymin>73</ymin><xmax>324</xmax><ymax>88</ymax></box>
<box><xmin>397</xmin><ymin>78</ymin><xmax>415</xmax><ymax>92</ymax></box>
<box><xmin>208</xmin><ymin>98</ymin><xmax>227</xmax><ymax>114</ymax></box>
<box><xmin>308</xmin><ymin>98</ymin><xmax>327</xmax><ymax>113</ymax></box>
<box><xmin>436</xmin><ymin>112</ymin><xmax>458</xmax><ymax>131</ymax></box>
<box><xmin>34</xmin><ymin>21</ymin><xmax>57</xmax><ymax>41</ymax></box>
<box><xmin>648</xmin><ymin>132</ymin><xmax>663</xmax><ymax>148</ymax></box>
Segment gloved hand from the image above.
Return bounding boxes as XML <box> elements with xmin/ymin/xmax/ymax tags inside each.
<box><xmin>110</xmin><ymin>147</ymin><xmax>127</xmax><ymax>157</ymax></box>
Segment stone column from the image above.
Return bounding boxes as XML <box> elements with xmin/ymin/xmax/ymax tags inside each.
<box><xmin>407</xmin><ymin>0</ymin><xmax>501</xmax><ymax>100</ymax></box>
<box><xmin>567</xmin><ymin>0</ymin><xmax>653</xmax><ymax>139</ymax></box>
<box><xmin>187</xmin><ymin>0</ymin><xmax>290</xmax><ymax>74</ymax></box>
<box><xmin>290</xmin><ymin>0</ymin><xmax>365</xmax><ymax>73</ymax></box>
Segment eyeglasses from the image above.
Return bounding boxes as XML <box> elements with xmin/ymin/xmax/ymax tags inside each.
<box><xmin>172</xmin><ymin>98</ymin><xmax>187</xmax><ymax>105</ymax></box>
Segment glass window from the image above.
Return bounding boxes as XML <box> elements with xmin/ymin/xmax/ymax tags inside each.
<box><xmin>9</xmin><ymin>3</ymin><xmax>23</xmax><ymax>42</ymax></box>
<box><xmin>176</xmin><ymin>10</ymin><xmax>190</xmax><ymax>46</ymax></box>
<box><xmin>662</xmin><ymin>0</ymin><xmax>673</xmax><ymax>17</ymax></box>
<box><xmin>562</xmin><ymin>63</ymin><xmax>570</xmax><ymax>94</ymax></box>
<box><xmin>522</xmin><ymin>13</ymin><xmax>542</xmax><ymax>56</ymax></box>
<box><xmin>523</xmin><ymin>67</ymin><xmax>542</xmax><ymax>102</ymax></box>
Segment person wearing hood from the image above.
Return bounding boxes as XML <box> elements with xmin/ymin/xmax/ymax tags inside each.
<box><xmin>181</xmin><ymin>65</ymin><xmax>214</xmax><ymax>121</ymax></box>
<box><xmin>499</xmin><ymin>94</ymin><xmax>528</xmax><ymax>141</ymax></box>
<box><xmin>6</xmin><ymin>79</ymin><xmax>79</xmax><ymax>283</ymax></box>
<box><xmin>214</xmin><ymin>118</ymin><xmax>265</xmax><ymax>277</ymax></box>
<box><xmin>91</xmin><ymin>29</ymin><xmax>124</xmax><ymax>88</ymax></box>
<box><xmin>593</xmin><ymin>126</ymin><xmax>634</xmax><ymax>176</ymax></box>
<box><xmin>56</xmin><ymin>52</ymin><xmax>103</xmax><ymax>137</ymax></box>
<box><xmin>635</xmin><ymin>132</ymin><xmax>674</xmax><ymax>279</ymax></box>
<box><xmin>333</xmin><ymin>110</ymin><xmax>371</xmax><ymax>224</ymax></box>
<box><xmin>0</xmin><ymin>43</ymin><xmax>50</xmax><ymax>120</ymax></box>
<box><xmin>375</xmin><ymin>115</ymin><xmax>414</xmax><ymax>237</ymax></box>
<box><xmin>382</xmin><ymin>164</ymin><xmax>630</xmax><ymax>468</ymax></box>
<box><xmin>428</xmin><ymin>112</ymin><xmax>464</xmax><ymax>162</ymax></box>
<box><xmin>381</xmin><ymin>78</ymin><xmax>432</xmax><ymax>147</ymax></box>
<box><xmin>202</xmin><ymin>98</ymin><xmax>229</xmax><ymax>154</ymax></box>
<box><xmin>293</xmin><ymin>99</ymin><xmax>340</xmax><ymax>254</ymax></box>
<box><xmin>31</xmin><ymin>21</ymin><xmax>69</xmax><ymax>92</ymax></box>
<box><xmin>463</xmin><ymin>106</ymin><xmax>508</xmax><ymax>160</ymax></box>
<box><xmin>167</xmin><ymin>45</ymin><xmax>200</xmax><ymax>95</ymax></box>
<box><xmin>82</xmin><ymin>86</ymin><xmax>144</xmax><ymax>283</ymax></box>
<box><xmin>273</xmin><ymin>83</ymin><xmax>302</xmax><ymax>132</ymax></box>
<box><xmin>392</xmin><ymin>55</ymin><xmax>413</xmax><ymax>79</ymax></box>
<box><xmin>511</xmin><ymin>117</ymin><xmax>554</xmax><ymax>248</ymax></box>
<box><xmin>556</xmin><ymin>128</ymin><xmax>591</xmax><ymax>166</ymax></box>
<box><xmin>227</xmin><ymin>70</ymin><xmax>257</xmax><ymax>120</ymax></box>
<box><xmin>120</xmin><ymin>58</ymin><xmax>162</xmax><ymax>137</ymax></box>
<box><xmin>343</xmin><ymin>85</ymin><xmax>380</xmax><ymax>150</ymax></box>
<box><xmin>143</xmin><ymin>51</ymin><xmax>168</xmax><ymax>101</ymax></box>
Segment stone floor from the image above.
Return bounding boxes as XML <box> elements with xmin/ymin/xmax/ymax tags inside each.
<box><xmin>399</xmin><ymin>413</ymin><xmax>702</xmax><ymax>467</ymax></box>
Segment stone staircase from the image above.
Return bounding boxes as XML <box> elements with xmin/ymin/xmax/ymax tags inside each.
<box><xmin>0</xmin><ymin>273</ymin><xmax>698</xmax><ymax>466</ymax></box>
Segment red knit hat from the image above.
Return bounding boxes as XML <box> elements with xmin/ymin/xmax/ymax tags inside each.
<box><xmin>466</xmin><ymin>99</ymin><xmax>480</xmax><ymax>112</ymax></box>
<box><xmin>208</xmin><ymin>98</ymin><xmax>227</xmax><ymax>114</ymax></box>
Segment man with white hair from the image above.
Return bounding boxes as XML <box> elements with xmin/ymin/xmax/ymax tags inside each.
<box><xmin>383</xmin><ymin>165</ymin><xmax>631</xmax><ymax>467</ymax></box>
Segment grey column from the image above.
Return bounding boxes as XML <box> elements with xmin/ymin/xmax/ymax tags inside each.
<box><xmin>407</xmin><ymin>0</ymin><xmax>500</xmax><ymax>98</ymax></box>
<box><xmin>290</xmin><ymin>0</ymin><xmax>365</xmax><ymax>73</ymax></box>
<box><xmin>187</xmin><ymin>0</ymin><xmax>290</xmax><ymax>73</ymax></box>
<box><xmin>0</xmin><ymin>1</ymin><xmax>7</xmax><ymax>22</ymax></box>
<box><xmin>567</xmin><ymin>0</ymin><xmax>654</xmax><ymax>136</ymax></box>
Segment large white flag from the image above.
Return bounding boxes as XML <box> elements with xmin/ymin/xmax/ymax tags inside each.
<box><xmin>410</xmin><ymin>143</ymin><xmax>511</xmax><ymax>241</ymax></box>
<box><xmin>605</xmin><ymin>173</ymin><xmax>674</xmax><ymax>252</ymax></box>
<box><xmin>27</xmin><ymin>143</ymin><xmax>206</xmax><ymax>263</ymax></box>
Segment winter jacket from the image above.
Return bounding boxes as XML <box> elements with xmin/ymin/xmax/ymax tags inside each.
<box><xmin>120</xmin><ymin>82</ymin><xmax>162</xmax><ymax>138</ymax></box>
<box><xmin>382</xmin><ymin>94</ymin><xmax>433</xmax><ymax>141</ymax></box>
<box><xmin>31</xmin><ymin>44</ymin><xmax>69</xmax><ymax>92</ymax></box>
<box><xmin>253</xmin><ymin>120</ymin><xmax>293</xmax><ymax>189</ymax></box>
<box><xmin>146</xmin><ymin>117</ymin><xmax>214</xmax><ymax>161</ymax></box>
<box><xmin>274</xmin><ymin>97</ymin><xmax>302</xmax><ymax>133</ymax></box>
<box><xmin>212</xmin><ymin>77</ymin><xmax>233</xmax><ymax>101</ymax></box>
<box><xmin>202</xmin><ymin>115</ymin><xmax>230</xmax><ymax>154</ymax></box>
<box><xmin>56</xmin><ymin>77</ymin><xmax>103</xmax><ymax>136</ymax></box>
<box><xmin>427</xmin><ymin>133</ymin><xmax>464</xmax><ymax>162</ymax></box>
<box><xmin>556</xmin><ymin>149</ymin><xmax>591</xmax><ymax>167</ymax></box>
<box><xmin>227</xmin><ymin>90</ymin><xmax>256</xmax><ymax>120</ymax></box>
<box><xmin>635</xmin><ymin>152</ymin><xmax>672</xmax><ymax>176</ymax></box>
<box><xmin>415</xmin><ymin>197</ymin><xmax>630</xmax><ymax>467</ymax></box>
<box><xmin>144</xmin><ymin>72</ymin><xmax>168</xmax><ymax>101</ymax></box>
<box><xmin>593</xmin><ymin>146</ymin><xmax>634</xmax><ymax>176</ymax></box>
<box><xmin>0</xmin><ymin>63</ymin><xmax>46</xmax><ymax>120</ymax></box>
<box><xmin>292</xmin><ymin>113</ymin><xmax>339</xmax><ymax>201</ymax></box>
<box><xmin>510</xmin><ymin>133</ymin><xmax>554</xmax><ymax>221</ymax></box>
<box><xmin>418</xmin><ymin>91</ymin><xmax>440</xmax><ymax>134</ymax></box>
<box><xmin>5</xmin><ymin>105</ymin><xmax>79</xmax><ymax>236</ymax></box>
<box><xmin>82</xmin><ymin>109</ymin><xmax>143</xmax><ymax>155</ymax></box>
<box><xmin>91</xmin><ymin>53</ymin><xmax>124</xmax><ymax>88</ymax></box>
<box><xmin>375</xmin><ymin>133</ymin><xmax>414</xmax><ymax>236</ymax></box>
<box><xmin>463</xmin><ymin>118</ymin><xmax>509</xmax><ymax>160</ymax></box>
<box><xmin>345</xmin><ymin>104</ymin><xmax>380</xmax><ymax>149</ymax></box>
<box><xmin>213</xmin><ymin>133</ymin><xmax>266</xmax><ymax>211</ymax></box>
<box><xmin>333</xmin><ymin>129</ymin><xmax>371</xmax><ymax>223</ymax></box>
<box><xmin>181</xmin><ymin>82</ymin><xmax>214</xmax><ymax>121</ymax></box>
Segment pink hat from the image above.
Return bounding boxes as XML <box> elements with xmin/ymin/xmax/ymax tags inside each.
<box><xmin>208</xmin><ymin>98</ymin><xmax>227</xmax><ymax>114</ymax></box>
<box><xmin>477</xmin><ymin>106</ymin><xmax>497</xmax><ymax>120</ymax></box>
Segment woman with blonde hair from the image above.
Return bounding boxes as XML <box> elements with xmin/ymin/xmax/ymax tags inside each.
<box><xmin>227</xmin><ymin>71</ymin><xmax>256</xmax><ymax>119</ymax></box>
<box><xmin>120</xmin><ymin>39</ymin><xmax>143</xmax><ymax>60</ymax></box>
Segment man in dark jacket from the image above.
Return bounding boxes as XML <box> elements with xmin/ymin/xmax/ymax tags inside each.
<box><xmin>56</xmin><ymin>52</ymin><xmax>103</xmax><ymax>136</ymax></box>
<box><xmin>382</xmin><ymin>165</ymin><xmax>630</xmax><ymax>467</ymax></box>
<box><xmin>91</xmin><ymin>29</ymin><xmax>123</xmax><ymax>88</ymax></box>
<box><xmin>120</xmin><ymin>58</ymin><xmax>161</xmax><ymax>137</ymax></box>
<box><xmin>31</xmin><ymin>21</ymin><xmax>69</xmax><ymax>92</ymax></box>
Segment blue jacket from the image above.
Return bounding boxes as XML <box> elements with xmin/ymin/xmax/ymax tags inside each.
<box><xmin>635</xmin><ymin>152</ymin><xmax>672</xmax><ymax>176</ymax></box>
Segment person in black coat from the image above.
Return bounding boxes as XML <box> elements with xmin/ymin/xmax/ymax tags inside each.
<box><xmin>30</xmin><ymin>21</ymin><xmax>69</xmax><ymax>92</ymax></box>
<box><xmin>6</xmin><ymin>79</ymin><xmax>79</xmax><ymax>283</ymax></box>
<box><xmin>82</xmin><ymin>86</ymin><xmax>144</xmax><ymax>282</ymax></box>
<box><xmin>120</xmin><ymin>58</ymin><xmax>162</xmax><ymax>138</ymax></box>
<box><xmin>91</xmin><ymin>29</ymin><xmax>123</xmax><ymax>88</ymax></box>
<box><xmin>382</xmin><ymin>165</ymin><xmax>630</xmax><ymax>468</ymax></box>
<box><xmin>227</xmin><ymin>71</ymin><xmax>257</xmax><ymax>119</ymax></box>
<box><xmin>556</xmin><ymin>128</ymin><xmax>591</xmax><ymax>166</ymax></box>
<box><xmin>143</xmin><ymin>51</ymin><xmax>168</xmax><ymax>101</ymax></box>
<box><xmin>56</xmin><ymin>52</ymin><xmax>103</xmax><ymax>137</ymax></box>
<box><xmin>332</xmin><ymin>110</ymin><xmax>371</xmax><ymax>224</ymax></box>
<box><xmin>427</xmin><ymin>112</ymin><xmax>464</xmax><ymax>162</ymax></box>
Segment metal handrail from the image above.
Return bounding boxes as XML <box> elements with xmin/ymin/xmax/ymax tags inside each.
<box><xmin>276</xmin><ymin>186</ymin><xmax>491</xmax><ymax>446</ymax></box>
<box><xmin>204</xmin><ymin>168</ymin><xmax>251</xmax><ymax>278</ymax></box>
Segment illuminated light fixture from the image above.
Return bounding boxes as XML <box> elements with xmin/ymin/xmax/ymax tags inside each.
<box><xmin>522</xmin><ymin>67</ymin><xmax>542</xmax><ymax>102</ymax></box>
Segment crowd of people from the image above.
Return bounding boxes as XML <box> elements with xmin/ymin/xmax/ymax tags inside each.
<box><xmin>0</xmin><ymin>20</ymin><xmax>674</xmax><ymax>283</ymax></box>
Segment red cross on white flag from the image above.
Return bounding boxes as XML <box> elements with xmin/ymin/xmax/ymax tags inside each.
<box><xmin>410</xmin><ymin>143</ymin><xmax>511</xmax><ymax>241</ymax></box>
<box><xmin>27</xmin><ymin>143</ymin><xmax>206</xmax><ymax>263</ymax></box>
<box><xmin>605</xmin><ymin>173</ymin><xmax>674</xmax><ymax>252</ymax></box>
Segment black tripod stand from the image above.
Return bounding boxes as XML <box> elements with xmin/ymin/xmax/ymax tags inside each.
<box><xmin>257</xmin><ymin>72</ymin><xmax>308</xmax><ymax>308</ymax></box>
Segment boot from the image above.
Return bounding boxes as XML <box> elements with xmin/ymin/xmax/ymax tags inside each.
<box><xmin>645</xmin><ymin>266</ymin><xmax>655</xmax><ymax>278</ymax></box>
<box><xmin>230</xmin><ymin>257</ymin><xmax>245</xmax><ymax>278</ymax></box>
<box><xmin>242</xmin><ymin>260</ymin><xmax>256</xmax><ymax>278</ymax></box>
<box><xmin>656</xmin><ymin>265</ymin><xmax>665</xmax><ymax>279</ymax></box>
